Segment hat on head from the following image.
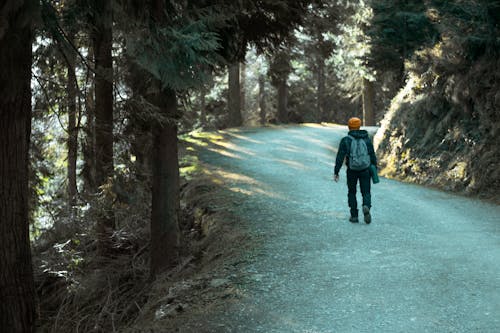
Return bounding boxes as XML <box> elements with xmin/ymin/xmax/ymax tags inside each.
<box><xmin>348</xmin><ymin>117</ymin><xmax>361</xmax><ymax>130</ymax></box>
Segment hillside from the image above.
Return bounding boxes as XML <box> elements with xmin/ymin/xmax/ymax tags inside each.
<box><xmin>374</xmin><ymin>47</ymin><xmax>500</xmax><ymax>202</ymax></box>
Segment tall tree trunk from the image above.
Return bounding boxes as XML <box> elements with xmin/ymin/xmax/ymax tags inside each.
<box><xmin>0</xmin><ymin>2</ymin><xmax>36</xmax><ymax>331</ymax></box>
<box><xmin>259</xmin><ymin>74</ymin><xmax>266</xmax><ymax>125</ymax></box>
<box><xmin>362</xmin><ymin>78</ymin><xmax>375</xmax><ymax>126</ymax></box>
<box><xmin>200</xmin><ymin>86</ymin><xmax>207</xmax><ymax>128</ymax></box>
<box><xmin>83</xmin><ymin>74</ymin><xmax>96</xmax><ymax>194</ymax></box>
<box><xmin>93</xmin><ymin>0</ymin><xmax>115</xmax><ymax>252</ymax></box>
<box><xmin>240</xmin><ymin>61</ymin><xmax>246</xmax><ymax>120</ymax></box>
<box><xmin>150</xmin><ymin>89</ymin><xmax>180</xmax><ymax>277</ymax></box>
<box><xmin>277</xmin><ymin>79</ymin><xmax>288</xmax><ymax>123</ymax></box>
<box><xmin>149</xmin><ymin>0</ymin><xmax>180</xmax><ymax>277</ymax></box>
<box><xmin>227</xmin><ymin>62</ymin><xmax>242</xmax><ymax>127</ymax></box>
<box><xmin>66</xmin><ymin>34</ymin><xmax>78</xmax><ymax>208</ymax></box>
<box><xmin>317</xmin><ymin>58</ymin><xmax>325</xmax><ymax>121</ymax></box>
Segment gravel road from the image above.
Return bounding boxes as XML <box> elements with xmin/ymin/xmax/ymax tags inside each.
<box><xmin>184</xmin><ymin>124</ymin><xmax>500</xmax><ymax>333</ymax></box>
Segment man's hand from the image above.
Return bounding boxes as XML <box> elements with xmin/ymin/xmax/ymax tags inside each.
<box><xmin>334</xmin><ymin>174</ymin><xmax>339</xmax><ymax>182</ymax></box>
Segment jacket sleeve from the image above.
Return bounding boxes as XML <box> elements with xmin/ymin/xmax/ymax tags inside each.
<box><xmin>334</xmin><ymin>137</ymin><xmax>349</xmax><ymax>175</ymax></box>
<box><xmin>366</xmin><ymin>138</ymin><xmax>377</xmax><ymax>167</ymax></box>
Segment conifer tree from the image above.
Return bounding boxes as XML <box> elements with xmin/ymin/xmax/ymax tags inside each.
<box><xmin>92</xmin><ymin>0</ymin><xmax>115</xmax><ymax>253</ymax></box>
<box><xmin>368</xmin><ymin>0</ymin><xmax>438</xmax><ymax>82</ymax></box>
<box><xmin>0</xmin><ymin>1</ymin><xmax>38</xmax><ymax>331</ymax></box>
<box><xmin>269</xmin><ymin>50</ymin><xmax>293</xmax><ymax>123</ymax></box>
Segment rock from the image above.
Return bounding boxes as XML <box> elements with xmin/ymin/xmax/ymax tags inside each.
<box><xmin>155</xmin><ymin>303</ymin><xmax>190</xmax><ymax>320</ymax></box>
<box><xmin>155</xmin><ymin>304</ymin><xmax>176</xmax><ymax>320</ymax></box>
<box><xmin>210</xmin><ymin>278</ymin><xmax>230</xmax><ymax>288</ymax></box>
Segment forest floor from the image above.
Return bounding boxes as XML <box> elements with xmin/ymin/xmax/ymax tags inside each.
<box><xmin>133</xmin><ymin>124</ymin><xmax>500</xmax><ymax>333</ymax></box>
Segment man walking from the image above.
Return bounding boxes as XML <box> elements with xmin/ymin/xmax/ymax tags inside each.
<box><xmin>334</xmin><ymin>117</ymin><xmax>377</xmax><ymax>224</ymax></box>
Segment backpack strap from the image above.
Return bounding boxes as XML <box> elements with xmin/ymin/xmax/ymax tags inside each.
<box><xmin>347</xmin><ymin>135</ymin><xmax>358</xmax><ymax>143</ymax></box>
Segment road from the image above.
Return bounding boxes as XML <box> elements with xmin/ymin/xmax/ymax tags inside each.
<box><xmin>185</xmin><ymin>124</ymin><xmax>500</xmax><ymax>333</ymax></box>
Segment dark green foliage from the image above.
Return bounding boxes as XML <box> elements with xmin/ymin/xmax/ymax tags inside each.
<box><xmin>434</xmin><ymin>0</ymin><xmax>500</xmax><ymax>60</ymax></box>
<box><xmin>368</xmin><ymin>0</ymin><xmax>439</xmax><ymax>71</ymax></box>
<box><xmin>200</xmin><ymin>0</ymin><xmax>314</xmax><ymax>60</ymax></box>
<box><xmin>123</xmin><ymin>0</ymin><xmax>316</xmax><ymax>92</ymax></box>
<box><xmin>127</xmin><ymin>20</ymin><xmax>222</xmax><ymax>90</ymax></box>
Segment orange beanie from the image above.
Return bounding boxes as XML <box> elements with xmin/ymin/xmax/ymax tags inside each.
<box><xmin>348</xmin><ymin>117</ymin><xmax>361</xmax><ymax>130</ymax></box>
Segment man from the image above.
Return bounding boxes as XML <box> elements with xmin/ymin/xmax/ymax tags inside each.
<box><xmin>334</xmin><ymin>117</ymin><xmax>377</xmax><ymax>224</ymax></box>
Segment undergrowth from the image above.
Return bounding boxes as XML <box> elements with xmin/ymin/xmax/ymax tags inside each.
<box><xmin>34</xmin><ymin>130</ymin><xmax>240</xmax><ymax>332</ymax></box>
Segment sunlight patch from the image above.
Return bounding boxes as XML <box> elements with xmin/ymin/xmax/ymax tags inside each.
<box><xmin>207</xmin><ymin>147</ymin><xmax>242</xmax><ymax>159</ymax></box>
<box><xmin>213</xmin><ymin>170</ymin><xmax>261</xmax><ymax>185</ymax></box>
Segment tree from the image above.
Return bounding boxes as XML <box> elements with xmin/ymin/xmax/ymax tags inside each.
<box><xmin>62</xmin><ymin>27</ymin><xmax>79</xmax><ymax>208</ymax></box>
<box><xmin>299</xmin><ymin>1</ymin><xmax>336</xmax><ymax>121</ymax></box>
<box><xmin>123</xmin><ymin>0</ymin><xmax>317</xmax><ymax>276</ymax></box>
<box><xmin>240</xmin><ymin>61</ymin><xmax>246</xmax><ymax>118</ymax></box>
<box><xmin>362</xmin><ymin>77</ymin><xmax>375</xmax><ymax>126</ymax></box>
<box><xmin>269</xmin><ymin>50</ymin><xmax>292</xmax><ymax>123</ymax></box>
<box><xmin>368</xmin><ymin>0</ymin><xmax>438</xmax><ymax>83</ymax></box>
<box><xmin>92</xmin><ymin>0</ymin><xmax>115</xmax><ymax>253</ymax></box>
<box><xmin>329</xmin><ymin>0</ymin><xmax>376</xmax><ymax>124</ymax></box>
<box><xmin>227</xmin><ymin>62</ymin><xmax>242</xmax><ymax>127</ymax></box>
<box><xmin>0</xmin><ymin>1</ymin><xmax>38</xmax><ymax>331</ymax></box>
<box><xmin>259</xmin><ymin>74</ymin><xmax>267</xmax><ymax>125</ymax></box>
<box><xmin>122</xmin><ymin>0</ymin><xmax>220</xmax><ymax>275</ymax></box>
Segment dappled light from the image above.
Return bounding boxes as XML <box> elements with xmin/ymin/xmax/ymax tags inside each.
<box><xmin>2</xmin><ymin>0</ymin><xmax>499</xmax><ymax>332</ymax></box>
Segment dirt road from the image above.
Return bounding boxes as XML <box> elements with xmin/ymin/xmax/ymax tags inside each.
<box><xmin>177</xmin><ymin>124</ymin><xmax>500</xmax><ymax>333</ymax></box>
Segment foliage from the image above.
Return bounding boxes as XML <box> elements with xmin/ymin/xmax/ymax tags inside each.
<box><xmin>24</xmin><ymin>0</ymin><xmax>500</xmax><ymax>330</ymax></box>
<box><xmin>126</xmin><ymin>11</ymin><xmax>223</xmax><ymax>91</ymax></box>
<box><xmin>433</xmin><ymin>0</ymin><xmax>500</xmax><ymax>60</ymax></box>
<box><xmin>367</xmin><ymin>0</ymin><xmax>439</xmax><ymax>76</ymax></box>
<box><xmin>328</xmin><ymin>0</ymin><xmax>373</xmax><ymax>100</ymax></box>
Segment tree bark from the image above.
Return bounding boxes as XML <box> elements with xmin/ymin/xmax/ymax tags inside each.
<box><xmin>240</xmin><ymin>61</ymin><xmax>246</xmax><ymax>119</ymax></box>
<box><xmin>150</xmin><ymin>89</ymin><xmax>180</xmax><ymax>277</ymax></box>
<box><xmin>277</xmin><ymin>79</ymin><xmax>288</xmax><ymax>123</ymax></box>
<box><xmin>0</xmin><ymin>2</ymin><xmax>36</xmax><ymax>331</ymax></box>
<box><xmin>83</xmin><ymin>72</ymin><xmax>96</xmax><ymax>194</ymax></box>
<box><xmin>227</xmin><ymin>62</ymin><xmax>242</xmax><ymax>127</ymax></box>
<box><xmin>258</xmin><ymin>74</ymin><xmax>266</xmax><ymax>125</ymax></box>
<box><xmin>66</xmin><ymin>34</ymin><xmax>78</xmax><ymax>208</ymax></box>
<box><xmin>362</xmin><ymin>78</ymin><xmax>375</xmax><ymax>126</ymax></box>
<box><xmin>93</xmin><ymin>0</ymin><xmax>115</xmax><ymax>252</ymax></box>
<box><xmin>143</xmin><ymin>0</ymin><xmax>180</xmax><ymax>278</ymax></box>
<box><xmin>200</xmin><ymin>86</ymin><xmax>207</xmax><ymax>127</ymax></box>
<box><xmin>317</xmin><ymin>58</ymin><xmax>326</xmax><ymax>121</ymax></box>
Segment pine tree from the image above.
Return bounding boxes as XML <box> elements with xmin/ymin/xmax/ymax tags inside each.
<box><xmin>368</xmin><ymin>0</ymin><xmax>439</xmax><ymax>82</ymax></box>
<box><xmin>0</xmin><ymin>1</ymin><xmax>38</xmax><ymax>331</ymax></box>
<box><xmin>92</xmin><ymin>0</ymin><xmax>115</xmax><ymax>254</ymax></box>
<box><xmin>269</xmin><ymin>49</ymin><xmax>293</xmax><ymax>123</ymax></box>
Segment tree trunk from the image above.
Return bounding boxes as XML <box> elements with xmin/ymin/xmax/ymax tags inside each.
<box><xmin>83</xmin><ymin>74</ymin><xmax>96</xmax><ymax>194</ymax></box>
<box><xmin>200</xmin><ymin>87</ymin><xmax>207</xmax><ymax>127</ymax></box>
<box><xmin>362</xmin><ymin>78</ymin><xmax>375</xmax><ymax>126</ymax></box>
<box><xmin>259</xmin><ymin>74</ymin><xmax>266</xmax><ymax>125</ymax></box>
<box><xmin>240</xmin><ymin>61</ymin><xmax>246</xmax><ymax>119</ymax></box>
<box><xmin>66</xmin><ymin>34</ymin><xmax>78</xmax><ymax>208</ymax></box>
<box><xmin>93</xmin><ymin>0</ymin><xmax>115</xmax><ymax>252</ymax></box>
<box><xmin>146</xmin><ymin>0</ymin><xmax>180</xmax><ymax>278</ymax></box>
<box><xmin>317</xmin><ymin>58</ymin><xmax>326</xmax><ymax>121</ymax></box>
<box><xmin>0</xmin><ymin>3</ymin><xmax>36</xmax><ymax>331</ymax></box>
<box><xmin>277</xmin><ymin>79</ymin><xmax>288</xmax><ymax>123</ymax></box>
<box><xmin>227</xmin><ymin>62</ymin><xmax>242</xmax><ymax>127</ymax></box>
<box><xmin>150</xmin><ymin>89</ymin><xmax>180</xmax><ymax>277</ymax></box>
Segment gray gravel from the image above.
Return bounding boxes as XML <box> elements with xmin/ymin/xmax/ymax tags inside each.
<box><xmin>191</xmin><ymin>125</ymin><xmax>500</xmax><ymax>333</ymax></box>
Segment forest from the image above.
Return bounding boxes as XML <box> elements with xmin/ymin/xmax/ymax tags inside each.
<box><xmin>1</xmin><ymin>0</ymin><xmax>499</xmax><ymax>332</ymax></box>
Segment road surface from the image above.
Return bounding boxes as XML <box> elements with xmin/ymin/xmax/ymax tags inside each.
<box><xmin>181</xmin><ymin>124</ymin><xmax>500</xmax><ymax>333</ymax></box>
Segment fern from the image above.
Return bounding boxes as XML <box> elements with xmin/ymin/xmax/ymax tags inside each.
<box><xmin>127</xmin><ymin>11</ymin><xmax>223</xmax><ymax>91</ymax></box>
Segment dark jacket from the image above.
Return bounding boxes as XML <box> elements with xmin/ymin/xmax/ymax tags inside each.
<box><xmin>334</xmin><ymin>130</ymin><xmax>377</xmax><ymax>175</ymax></box>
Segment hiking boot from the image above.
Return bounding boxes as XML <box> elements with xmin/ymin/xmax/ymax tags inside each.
<box><xmin>349</xmin><ymin>216</ymin><xmax>359</xmax><ymax>223</ymax></box>
<box><xmin>363</xmin><ymin>206</ymin><xmax>371</xmax><ymax>224</ymax></box>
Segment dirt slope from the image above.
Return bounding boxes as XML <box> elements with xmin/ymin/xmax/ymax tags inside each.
<box><xmin>374</xmin><ymin>54</ymin><xmax>500</xmax><ymax>202</ymax></box>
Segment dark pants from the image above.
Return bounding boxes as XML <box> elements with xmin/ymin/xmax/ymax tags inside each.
<box><xmin>346</xmin><ymin>168</ymin><xmax>371</xmax><ymax>217</ymax></box>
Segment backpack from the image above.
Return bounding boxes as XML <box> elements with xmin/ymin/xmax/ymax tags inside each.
<box><xmin>348</xmin><ymin>135</ymin><xmax>371</xmax><ymax>171</ymax></box>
